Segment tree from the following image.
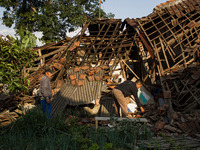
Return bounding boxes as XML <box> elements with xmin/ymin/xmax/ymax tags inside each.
<box><xmin>0</xmin><ymin>0</ymin><xmax>114</xmax><ymax>44</ymax></box>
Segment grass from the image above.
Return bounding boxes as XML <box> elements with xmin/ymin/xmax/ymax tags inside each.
<box><xmin>0</xmin><ymin>106</ymin><xmax>162</xmax><ymax>150</ymax></box>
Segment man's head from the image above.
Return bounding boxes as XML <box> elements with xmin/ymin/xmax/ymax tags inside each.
<box><xmin>45</xmin><ymin>68</ymin><xmax>53</xmax><ymax>78</ymax></box>
<box><xmin>136</xmin><ymin>79</ymin><xmax>143</xmax><ymax>89</ymax></box>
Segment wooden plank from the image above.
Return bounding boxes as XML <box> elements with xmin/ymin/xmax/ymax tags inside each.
<box><xmin>95</xmin><ymin>116</ymin><xmax>148</xmax><ymax>129</ymax></box>
<box><xmin>154</xmin><ymin>41</ymin><xmax>164</xmax><ymax>74</ymax></box>
<box><xmin>159</xmin><ymin>37</ymin><xmax>170</xmax><ymax>68</ymax></box>
<box><xmin>45</xmin><ymin>46</ymin><xmax>68</xmax><ymax>50</ymax></box>
<box><xmin>36</xmin><ymin>47</ymin><xmax>66</xmax><ymax>61</ymax></box>
<box><xmin>174</xmin><ymin>21</ymin><xmax>200</xmax><ymax>48</ymax></box>
<box><xmin>38</xmin><ymin>49</ymin><xmax>44</xmax><ymax>66</ymax></box>
<box><xmin>95</xmin><ymin>116</ymin><xmax>148</xmax><ymax>122</ymax></box>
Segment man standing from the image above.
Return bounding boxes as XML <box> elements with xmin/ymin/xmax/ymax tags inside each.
<box><xmin>112</xmin><ymin>79</ymin><xmax>144</xmax><ymax>117</ymax></box>
<box><xmin>39</xmin><ymin>68</ymin><xmax>53</xmax><ymax>118</ymax></box>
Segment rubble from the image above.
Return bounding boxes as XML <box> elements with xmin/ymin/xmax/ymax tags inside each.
<box><xmin>0</xmin><ymin>94</ymin><xmax>36</xmax><ymax>126</ymax></box>
<box><xmin>0</xmin><ymin>0</ymin><xmax>200</xmax><ymax>146</ymax></box>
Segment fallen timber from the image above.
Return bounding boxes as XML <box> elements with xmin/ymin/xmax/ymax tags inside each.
<box><xmin>1</xmin><ymin>0</ymin><xmax>200</xmax><ymax>148</ymax></box>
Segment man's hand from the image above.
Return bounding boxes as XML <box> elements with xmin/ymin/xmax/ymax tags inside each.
<box><xmin>45</xmin><ymin>97</ymin><xmax>51</xmax><ymax>104</ymax></box>
<box><xmin>140</xmin><ymin>107</ymin><xmax>145</xmax><ymax>113</ymax></box>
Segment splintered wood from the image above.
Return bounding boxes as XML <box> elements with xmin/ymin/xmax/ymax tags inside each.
<box><xmin>0</xmin><ymin>94</ymin><xmax>36</xmax><ymax>126</ymax></box>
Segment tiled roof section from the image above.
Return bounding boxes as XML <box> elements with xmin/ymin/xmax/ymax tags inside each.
<box><xmin>154</xmin><ymin>0</ymin><xmax>184</xmax><ymax>12</ymax></box>
<box><xmin>127</xmin><ymin>0</ymin><xmax>200</xmax><ymax>76</ymax></box>
<box><xmin>153</xmin><ymin>0</ymin><xmax>199</xmax><ymax>17</ymax></box>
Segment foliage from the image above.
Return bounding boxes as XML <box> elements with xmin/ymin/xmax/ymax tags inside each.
<box><xmin>17</xmin><ymin>26</ymin><xmax>37</xmax><ymax>49</ymax></box>
<box><xmin>0</xmin><ymin>0</ymin><xmax>114</xmax><ymax>44</ymax></box>
<box><xmin>0</xmin><ymin>34</ymin><xmax>37</xmax><ymax>93</ymax></box>
<box><xmin>0</xmin><ymin>106</ymin><xmax>155</xmax><ymax>150</ymax></box>
<box><xmin>0</xmin><ymin>106</ymin><xmax>186</xmax><ymax>149</ymax></box>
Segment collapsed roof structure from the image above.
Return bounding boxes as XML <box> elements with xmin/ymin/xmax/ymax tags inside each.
<box><xmin>2</xmin><ymin>0</ymin><xmax>200</xmax><ymax>136</ymax></box>
<box><xmin>28</xmin><ymin>0</ymin><xmax>200</xmax><ymax>116</ymax></box>
<box><xmin>125</xmin><ymin>0</ymin><xmax>200</xmax><ymax>113</ymax></box>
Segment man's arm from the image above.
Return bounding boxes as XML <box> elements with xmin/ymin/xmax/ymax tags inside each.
<box><xmin>134</xmin><ymin>92</ymin><xmax>141</xmax><ymax>108</ymax></box>
<box><xmin>130</xmin><ymin>82</ymin><xmax>145</xmax><ymax>113</ymax></box>
<box><xmin>132</xmin><ymin>90</ymin><xmax>145</xmax><ymax>113</ymax></box>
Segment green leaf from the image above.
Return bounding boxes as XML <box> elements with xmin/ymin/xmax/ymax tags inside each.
<box><xmin>0</xmin><ymin>35</ymin><xmax>36</xmax><ymax>93</ymax></box>
<box><xmin>27</xmin><ymin>79</ymin><xmax>30</xmax><ymax>86</ymax></box>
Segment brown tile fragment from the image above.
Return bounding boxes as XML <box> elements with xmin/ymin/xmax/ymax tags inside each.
<box><xmin>69</xmin><ymin>74</ymin><xmax>76</xmax><ymax>80</ymax></box>
<box><xmin>164</xmin><ymin>125</ymin><xmax>182</xmax><ymax>133</ymax></box>
<box><xmin>74</xmin><ymin>66</ymin><xmax>81</xmax><ymax>72</ymax></box>
<box><xmin>155</xmin><ymin>121</ymin><xmax>165</xmax><ymax>131</ymax></box>
<box><xmin>87</xmin><ymin>75</ymin><xmax>95</xmax><ymax>82</ymax></box>
<box><xmin>79</xmin><ymin>74</ymin><xmax>86</xmax><ymax>80</ymax></box>
<box><xmin>94</xmin><ymin>75</ymin><xmax>102</xmax><ymax>81</ymax></box>
<box><xmin>81</xmin><ymin>65</ymin><xmax>89</xmax><ymax>70</ymax></box>
<box><xmin>71</xmin><ymin>79</ymin><xmax>76</xmax><ymax>85</ymax></box>
<box><xmin>177</xmin><ymin>122</ymin><xmax>191</xmax><ymax>133</ymax></box>
<box><xmin>76</xmin><ymin>79</ymin><xmax>84</xmax><ymax>86</ymax></box>
<box><xmin>86</xmin><ymin>70</ymin><xmax>95</xmax><ymax>76</ymax></box>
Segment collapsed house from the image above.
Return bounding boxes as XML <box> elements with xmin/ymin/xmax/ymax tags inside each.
<box><xmin>1</xmin><ymin>0</ymin><xmax>200</xmax><ymax>138</ymax></box>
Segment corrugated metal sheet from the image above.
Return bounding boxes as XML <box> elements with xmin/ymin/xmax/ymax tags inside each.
<box><xmin>51</xmin><ymin>69</ymin><xmax>105</xmax><ymax>116</ymax></box>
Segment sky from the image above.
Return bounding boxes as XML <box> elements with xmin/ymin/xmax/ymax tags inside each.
<box><xmin>0</xmin><ymin>0</ymin><xmax>167</xmax><ymax>46</ymax></box>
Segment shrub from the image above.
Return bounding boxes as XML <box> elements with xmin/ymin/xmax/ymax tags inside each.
<box><xmin>0</xmin><ymin>34</ymin><xmax>37</xmax><ymax>93</ymax></box>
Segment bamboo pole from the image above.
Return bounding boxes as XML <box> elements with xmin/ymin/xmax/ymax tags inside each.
<box><xmin>121</xmin><ymin>59</ymin><xmax>140</xmax><ymax>79</ymax></box>
<box><xmin>38</xmin><ymin>49</ymin><xmax>44</xmax><ymax>66</ymax></box>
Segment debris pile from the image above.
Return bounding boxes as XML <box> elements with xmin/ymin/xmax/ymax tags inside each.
<box><xmin>140</xmin><ymin>105</ymin><xmax>200</xmax><ymax>137</ymax></box>
<box><xmin>0</xmin><ymin>94</ymin><xmax>36</xmax><ymax>126</ymax></box>
<box><xmin>0</xmin><ymin>0</ymin><xmax>200</xmax><ymax>143</ymax></box>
